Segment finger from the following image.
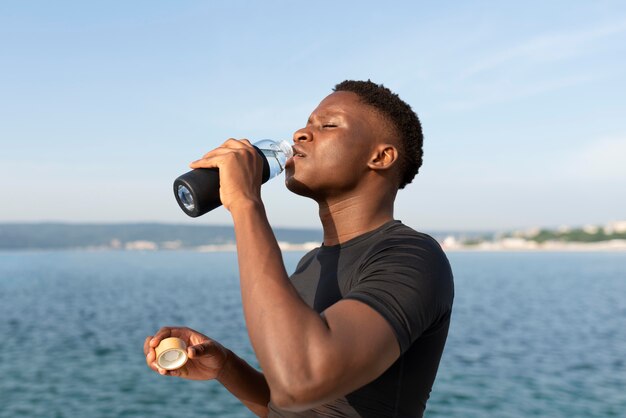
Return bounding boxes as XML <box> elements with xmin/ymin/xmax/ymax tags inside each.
<box><xmin>150</xmin><ymin>327</ymin><xmax>174</xmax><ymax>347</ymax></box>
<box><xmin>219</xmin><ymin>138</ymin><xmax>251</xmax><ymax>149</ymax></box>
<box><xmin>147</xmin><ymin>353</ymin><xmax>159</xmax><ymax>372</ymax></box>
<box><xmin>188</xmin><ymin>341</ymin><xmax>219</xmax><ymax>359</ymax></box>
<box><xmin>143</xmin><ymin>336</ymin><xmax>153</xmax><ymax>355</ymax></box>
<box><xmin>200</xmin><ymin>138</ymin><xmax>253</xmax><ymax>159</ymax></box>
<box><xmin>170</xmin><ymin>364</ymin><xmax>189</xmax><ymax>378</ymax></box>
<box><xmin>190</xmin><ymin>149</ymin><xmax>256</xmax><ymax>170</ymax></box>
<box><xmin>144</xmin><ymin>345</ymin><xmax>160</xmax><ymax>372</ymax></box>
<box><xmin>195</xmin><ymin>148</ymin><xmax>240</xmax><ymax>166</ymax></box>
<box><xmin>145</xmin><ymin>335</ymin><xmax>157</xmax><ymax>370</ymax></box>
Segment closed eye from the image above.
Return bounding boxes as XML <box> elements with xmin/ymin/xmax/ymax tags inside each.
<box><xmin>322</xmin><ymin>124</ymin><xmax>337</xmax><ymax>128</ymax></box>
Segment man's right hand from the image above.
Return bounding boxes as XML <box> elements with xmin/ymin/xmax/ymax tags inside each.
<box><xmin>144</xmin><ymin>326</ymin><xmax>230</xmax><ymax>381</ymax></box>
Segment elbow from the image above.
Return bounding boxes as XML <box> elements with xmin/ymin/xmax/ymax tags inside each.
<box><xmin>270</xmin><ymin>385</ymin><xmax>316</xmax><ymax>412</ymax></box>
<box><xmin>270</xmin><ymin>389</ymin><xmax>306</xmax><ymax>412</ymax></box>
<box><xmin>266</xmin><ymin>345</ymin><xmax>342</xmax><ymax>411</ymax></box>
<box><xmin>268</xmin><ymin>371</ymin><xmax>333</xmax><ymax>412</ymax></box>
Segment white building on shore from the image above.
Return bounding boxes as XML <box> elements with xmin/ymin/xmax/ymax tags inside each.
<box><xmin>604</xmin><ymin>220</ymin><xmax>626</xmax><ymax>234</ymax></box>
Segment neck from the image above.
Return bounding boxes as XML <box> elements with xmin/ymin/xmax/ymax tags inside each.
<box><xmin>318</xmin><ymin>192</ymin><xmax>395</xmax><ymax>246</ymax></box>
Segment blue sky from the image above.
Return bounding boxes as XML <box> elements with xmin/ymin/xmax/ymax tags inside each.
<box><xmin>1</xmin><ymin>1</ymin><xmax>625</xmax><ymax>231</ymax></box>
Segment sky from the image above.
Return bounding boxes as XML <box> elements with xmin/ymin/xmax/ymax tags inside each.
<box><xmin>1</xmin><ymin>1</ymin><xmax>625</xmax><ymax>231</ymax></box>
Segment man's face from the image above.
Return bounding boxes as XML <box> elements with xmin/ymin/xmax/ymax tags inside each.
<box><xmin>285</xmin><ymin>91</ymin><xmax>390</xmax><ymax>200</ymax></box>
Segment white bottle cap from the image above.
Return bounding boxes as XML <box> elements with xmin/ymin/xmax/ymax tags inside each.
<box><xmin>155</xmin><ymin>337</ymin><xmax>189</xmax><ymax>370</ymax></box>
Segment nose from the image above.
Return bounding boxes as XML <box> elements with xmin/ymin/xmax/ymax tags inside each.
<box><xmin>293</xmin><ymin>128</ymin><xmax>311</xmax><ymax>143</ymax></box>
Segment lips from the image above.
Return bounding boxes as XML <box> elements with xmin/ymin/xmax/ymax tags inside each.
<box><xmin>292</xmin><ymin>145</ymin><xmax>307</xmax><ymax>158</ymax></box>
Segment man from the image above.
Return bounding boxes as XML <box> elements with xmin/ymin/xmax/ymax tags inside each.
<box><xmin>144</xmin><ymin>80</ymin><xmax>454</xmax><ymax>417</ymax></box>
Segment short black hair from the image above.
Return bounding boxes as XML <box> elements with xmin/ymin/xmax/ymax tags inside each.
<box><xmin>334</xmin><ymin>80</ymin><xmax>423</xmax><ymax>189</ymax></box>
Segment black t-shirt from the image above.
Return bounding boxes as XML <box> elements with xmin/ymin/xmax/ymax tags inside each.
<box><xmin>268</xmin><ymin>221</ymin><xmax>454</xmax><ymax>418</ymax></box>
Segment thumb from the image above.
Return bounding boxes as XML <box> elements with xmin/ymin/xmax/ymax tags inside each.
<box><xmin>188</xmin><ymin>341</ymin><xmax>217</xmax><ymax>358</ymax></box>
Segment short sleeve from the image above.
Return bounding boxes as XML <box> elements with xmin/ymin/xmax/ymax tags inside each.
<box><xmin>343</xmin><ymin>236</ymin><xmax>453</xmax><ymax>354</ymax></box>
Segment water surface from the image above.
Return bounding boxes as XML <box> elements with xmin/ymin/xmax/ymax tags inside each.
<box><xmin>0</xmin><ymin>251</ymin><xmax>624</xmax><ymax>417</ymax></box>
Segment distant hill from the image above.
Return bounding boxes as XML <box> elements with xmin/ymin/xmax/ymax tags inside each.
<box><xmin>0</xmin><ymin>223</ymin><xmax>323</xmax><ymax>250</ymax></box>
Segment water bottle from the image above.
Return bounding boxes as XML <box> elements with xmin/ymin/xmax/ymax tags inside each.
<box><xmin>173</xmin><ymin>139</ymin><xmax>293</xmax><ymax>217</ymax></box>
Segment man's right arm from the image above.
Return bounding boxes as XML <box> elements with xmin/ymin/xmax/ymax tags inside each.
<box><xmin>216</xmin><ymin>348</ymin><xmax>271</xmax><ymax>417</ymax></box>
<box><xmin>145</xmin><ymin>327</ymin><xmax>270</xmax><ymax>417</ymax></box>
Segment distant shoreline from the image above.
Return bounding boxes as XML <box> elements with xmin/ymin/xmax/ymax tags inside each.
<box><xmin>4</xmin><ymin>222</ymin><xmax>625</xmax><ymax>253</ymax></box>
<box><xmin>443</xmin><ymin>239</ymin><xmax>626</xmax><ymax>252</ymax></box>
<box><xmin>3</xmin><ymin>241</ymin><xmax>626</xmax><ymax>253</ymax></box>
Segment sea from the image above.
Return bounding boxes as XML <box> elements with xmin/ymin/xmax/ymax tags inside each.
<box><xmin>0</xmin><ymin>250</ymin><xmax>624</xmax><ymax>417</ymax></box>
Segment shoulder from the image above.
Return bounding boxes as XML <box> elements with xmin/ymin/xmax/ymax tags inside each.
<box><xmin>345</xmin><ymin>222</ymin><xmax>454</xmax><ymax>351</ymax></box>
<box><xmin>292</xmin><ymin>246</ymin><xmax>321</xmax><ymax>275</ymax></box>
<box><xmin>356</xmin><ymin>222</ymin><xmax>454</xmax><ymax>301</ymax></box>
<box><xmin>362</xmin><ymin>222</ymin><xmax>449</xmax><ymax>267</ymax></box>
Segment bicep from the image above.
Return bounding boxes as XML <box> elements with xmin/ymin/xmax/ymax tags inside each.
<box><xmin>317</xmin><ymin>298</ymin><xmax>400</xmax><ymax>398</ymax></box>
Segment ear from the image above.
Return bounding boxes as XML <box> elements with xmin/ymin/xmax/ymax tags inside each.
<box><xmin>367</xmin><ymin>144</ymin><xmax>398</xmax><ymax>171</ymax></box>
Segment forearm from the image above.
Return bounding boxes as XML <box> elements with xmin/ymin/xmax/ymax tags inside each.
<box><xmin>217</xmin><ymin>349</ymin><xmax>270</xmax><ymax>417</ymax></box>
<box><xmin>231</xmin><ymin>201</ymin><xmax>334</xmax><ymax>402</ymax></box>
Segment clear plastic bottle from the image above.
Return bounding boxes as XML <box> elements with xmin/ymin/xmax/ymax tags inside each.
<box><xmin>173</xmin><ymin>139</ymin><xmax>293</xmax><ymax>217</ymax></box>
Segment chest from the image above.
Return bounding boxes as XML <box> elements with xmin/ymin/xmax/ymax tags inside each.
<box><xmin>289</xmin><ymin>250</ymin><xmax>365</xmax><ymax>313</ymax></box>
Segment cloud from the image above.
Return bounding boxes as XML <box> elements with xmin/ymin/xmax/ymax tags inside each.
<box><xmin>460</xmin><ymin>19</ymin><xmax>626</xmax><ymax>79</ymax></box>
<box><xmin>438</xmin><ymin>19</ymin><xmax>626</xmax><ymax>111</ymax></box>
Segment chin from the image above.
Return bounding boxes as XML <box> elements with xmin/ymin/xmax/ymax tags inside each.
<box><xmin>285</xmin><ymin>176</ymin><xmax>315</xmax><ymax>198</ymax></box>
